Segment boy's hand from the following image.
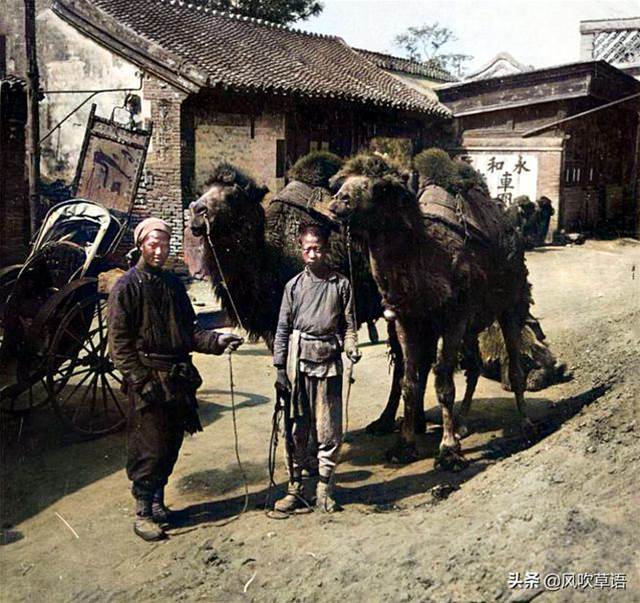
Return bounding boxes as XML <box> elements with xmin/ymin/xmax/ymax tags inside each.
<box><xmin>275</xmin><ymin>368</ymin><xmax>291</xmax><ymax>396</ymax></box>
<box><xmin>346</xmin><ymin>346</ymin><xmax>362</xmax><ymax>364</ymax></box>
<box><xmin>218</xmin><ymin>333</ymin><xmax>244</xmax><ymax>352</ymax></box>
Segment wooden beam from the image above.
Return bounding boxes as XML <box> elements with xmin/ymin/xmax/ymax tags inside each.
<box><xmin>24</xmin><ymin>0</ymin><xmax>40</xmax><ymax>235</ymax></box>
<box><xmin>522</xmin><ymin>91</ymin><xmax>640</xmax><ymax>138</ymax></box>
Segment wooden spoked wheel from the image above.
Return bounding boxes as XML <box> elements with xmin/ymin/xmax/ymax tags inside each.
<box><xmin>48</xmin><ymin>293</ymin><xmax>127</xmax><ymax>436</ymax></box>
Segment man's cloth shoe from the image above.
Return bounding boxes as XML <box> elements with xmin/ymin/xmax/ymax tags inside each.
<box><xmin>152</xmin><ymin>489</ymin><xmax>175</xmax><ymax>524</ymax></box>
<box><xmin>134</xmin><ymin>516</ymin><xmax>167</xmax><ymax>541</ymax></box>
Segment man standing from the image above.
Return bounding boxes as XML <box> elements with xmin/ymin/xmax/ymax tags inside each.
<box><xmin>535</xmin><ymin>196</ymin><xmax>555</xmax><ymax>246</ymax></box>
<box><xmin>108</xmin><ymin>217</ymin><xmax>243</xmax><ymax>541</ymax></box>
<box><xmin>273</xmin><ymin>224</ymin><xmax>360</xmax><ymax>513</ymax></box>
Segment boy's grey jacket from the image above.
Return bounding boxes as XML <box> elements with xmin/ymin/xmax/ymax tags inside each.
<box><xmin>273</xmin><ymin>267</ymin><xmax>357</xmax><ymax>369</ymax></box>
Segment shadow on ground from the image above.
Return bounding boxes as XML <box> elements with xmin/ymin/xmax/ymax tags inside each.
<box><xmin>167</xmin><ymin>384</ymin><xmax>609</xmax><ymax>530</ymax></box>
<box><xmin>0</xmin><ymin>388</ymin><xmax>269</xmax><ymax>528</ymax></box>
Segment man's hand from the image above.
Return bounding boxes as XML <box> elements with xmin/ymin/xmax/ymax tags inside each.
<box><xmin>139</xmin><ymin>379</ymin><xmax>165</xmax><ymax>405</ymax></box>
<box><xmin>218</xmin><ymin>333</ymin><xmax>244</xmax><ymax>353</ymax></box>
<box><xmin>275</xmin><ymin>367</ymin><xmax>291</xmax><ymax>396</ymax></box>
<box><xmin>345</xmin><ymin>345</ymin><xmax>362</xmax><ymax>364</ymax></box>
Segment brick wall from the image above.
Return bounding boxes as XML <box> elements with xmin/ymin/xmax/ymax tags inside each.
<box><xmin>192</xmin><ymin>108</ymin><xmax>285</xmax><ymax>194</ymax></box>
<box><xmin>136</xmin><ymin>74</ymin><xmax>187</xmax><ymax>259</ymax></box>
<box><xmin>536</xmin><ymin>149</ymin><xmax>563</xmax><ymax>236</ymax></box>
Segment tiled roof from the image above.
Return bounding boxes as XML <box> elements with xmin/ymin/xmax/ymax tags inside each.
<box><xmin>355</xmin><ymin>49</ymin><xmax>456</xmax><ymax>83</ymax></box>
<box><xmin>53</xmin><ymin>0</ymin><xmax>450</xmax><ymax>116</ymax></box>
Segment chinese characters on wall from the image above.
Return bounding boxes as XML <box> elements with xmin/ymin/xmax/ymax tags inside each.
<box><xmin>463</xmin><ymin>153</ymin><xmax>538</xmax><ymax>206</ymax></box>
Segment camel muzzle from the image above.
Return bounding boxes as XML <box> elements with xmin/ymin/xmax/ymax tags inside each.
<box><xmin>328</xmin><ymin>198</ymin><xmax>352</xmax><ymax>222</ymax></box>
<box><xmin>189</xmin><ymin>202</ymin><xmax>209</xmax><ymax>236</ymax></box>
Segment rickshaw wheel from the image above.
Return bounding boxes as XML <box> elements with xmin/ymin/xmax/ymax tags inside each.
<box><xmin>48</xmin><ymin>292</ymin><xmax>127</xmax><ymax>436</ymax></box>
<box><xmin>0</xmin><ymin>376</ymin><xmax>52</xmax><ymax>416</ymax></box>
<box><xmin>0</xmin><ymin>265</ymin><xmax>21</xmax><ymax>347</ymax></box>
<box><xmin>1</xmin><ymin>267</ymin><xmax>53</xmax><ymax>416</ymax></box>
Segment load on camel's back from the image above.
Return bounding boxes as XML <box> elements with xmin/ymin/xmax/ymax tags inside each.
<box><xmin>185</xmin><ymin>152</ymin><xmax>383</xmax><ymax>343</ymax></box>
<box><xmin>413</xmin><ymin>148</ymin><xmax>568</xmax><ymax>393</ymax></box>
<box><xmin>329</xmin><ymin>151</ymin><xmax>543</xmax><ymax>468</ymax></box>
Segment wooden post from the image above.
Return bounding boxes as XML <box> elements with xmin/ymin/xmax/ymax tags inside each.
<box><xmin>24</xmin><ymin>0</ymin><xmax>41</xmax><ymax>235</ymax></box>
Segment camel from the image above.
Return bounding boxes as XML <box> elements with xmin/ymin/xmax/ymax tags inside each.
<box><xmin>186</xmin><ymin>155</ymin><xmax>564</xmax><ymax>443</ymax></box>
<box><xmin>329</xmin><ymin>154</ymin><xmax>535</xmax><ymax>469</ymax></box>
<box><xmin>186</xmin><ymin>155</ymin><xmax>384</xmax><ymax>348</ymax></box>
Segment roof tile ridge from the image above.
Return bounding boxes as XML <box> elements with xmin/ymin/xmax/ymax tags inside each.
<box><xmin>353</xmin><ymin>47</ymin><xmax>455</xmax><ymax>80</ymax></box>
<box><xmin>161</xmin><ymin>0</ymin><xmax>337</xmax><ymax>39</ymax></box>
<box><xmin>333</xmin><ymin>39</ymin><xmax>450</xmax><ymax>114</ymax></box>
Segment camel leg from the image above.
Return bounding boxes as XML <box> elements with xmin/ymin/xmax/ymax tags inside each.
<box><xmin>415</xmin><ymin>333</ymin><xmax>437</xmax><ymax>434</ymax></box>
<box><xmin>434</xmin><ymin>320</ymin><xmax>469</xmax><ymax>472</ymax></box>
<box><xmin>366</xmin><ymin>321</ymin><xmax>403</xmax><ymax>435</ymax></box>
<box><xmin>456</xmin><ymin>333</ymin><xmax>481</xmax><ymax>439</ymax></box>
<box><xmin>385</xmin><ymin>321</ymin><xmax>425</xmax><ymax>463</ymax></box>
<box><xmin>499</xmin><ymin>312</ymin><xmax>537</xmax><ymax>442</ymax></box>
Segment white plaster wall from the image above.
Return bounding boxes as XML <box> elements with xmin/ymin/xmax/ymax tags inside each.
<box><xmin>37</xmin><ymin>9</ymin><xmax>146</xmax><ymax>182</ymax></box>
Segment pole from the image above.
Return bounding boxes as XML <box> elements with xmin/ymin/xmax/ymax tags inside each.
<box><xmin>24</xmin><ymin>0</ymin><xmax>41</xmax><ymax>235</ymax></box>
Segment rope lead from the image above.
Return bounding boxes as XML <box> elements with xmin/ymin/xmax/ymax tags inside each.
<box><xmin>203</xmin><ymin>220</ymin><xmax>250</xmax><ymax>526</ymax></box>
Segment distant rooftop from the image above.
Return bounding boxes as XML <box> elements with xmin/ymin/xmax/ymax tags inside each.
<box><xmin>464</xmin><ymin>52</ymin><xmax>533</xmax><ymax>81</ymax></box>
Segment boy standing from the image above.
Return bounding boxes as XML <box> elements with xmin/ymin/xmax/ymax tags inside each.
<box><xmin>273</xmin><ymin>224</ymin><xmax>360</xmax><ymax>513</ymax></box>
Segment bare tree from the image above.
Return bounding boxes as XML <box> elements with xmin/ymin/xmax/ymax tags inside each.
<box><xmin>394</xmin><ymin>22</ymin><xmax>473</xmax><ymax>78</ymax></box>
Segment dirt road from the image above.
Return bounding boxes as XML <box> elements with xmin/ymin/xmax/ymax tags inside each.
<box><xmin>1</xmin><ymin>239</ymin><xmax>639</xmax><ymax>602</ymax></box>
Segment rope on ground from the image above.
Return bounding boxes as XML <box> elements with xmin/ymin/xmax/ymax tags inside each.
<box><xmin>344</xmin><ymin>224</ymin><xmax>359</xmax><ymax>436</ymax></box>
<box><xmin>210</xmin><ymin>352</ymin><xmax>250</xmax><ymax>527</ymax></box>
<box><xmin>203</xmin><ymin>221</ymin><xmax>250</xmax><ymax>526</ymax></box>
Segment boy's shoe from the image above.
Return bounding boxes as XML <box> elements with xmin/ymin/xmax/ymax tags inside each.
<box><xmin>274</xmin><ymin>481</ymin><xmax>312</xmax><ymax>513</ymax></box>
<box><xmin>151</xmin><ymin>488</ymin><xmax>175</xmax><ymax>524</ymax></box>
<box><xmin>316</xmin><ymin>481</ymin><xmax>342</xmax><ymax>513</ymax></box>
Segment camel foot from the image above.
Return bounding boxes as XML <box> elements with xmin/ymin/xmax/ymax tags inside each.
<box><xmin>521</xmin><ymin>418</ymin><xmax>539</xmax><ymax>444</ymax></box>
<box><xmin>366</xmin><ymin>416</ymin><xmax>397</xmax><ymax>435</ymax></box>
<box><xmin>435</xmin><ymin>445</ymin><xmax>468</xmax><ymax>472</ymax></box>
<box><xmin>455</xmin><ymin>422</ymin><xmax>471</xmax><ymax>440</ymax></box>
<box><xmin>385</xmin><ymin>439</ymin><xmax>419</xmax><ymax>464</ymax></box>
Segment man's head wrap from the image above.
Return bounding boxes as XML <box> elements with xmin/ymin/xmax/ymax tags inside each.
<box><xmin>133</xmin><ymin>217</ymin><xmax>172</xmax><ymax>247</ymax></box>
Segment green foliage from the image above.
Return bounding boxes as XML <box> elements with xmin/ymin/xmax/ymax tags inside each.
<box><xmin>288</xmin><ymin>151</ymin><xmax>343</xmax><ymax>188</ymax></box>
<box><xmin>369</xmin><ymin>137</ymin><xmax>413</xmax><ymax>171</ymax></box>
<box><xmin>194</xmin><ymin>0</ymin><xmax>323</xmax><ymax>24</ymax></box>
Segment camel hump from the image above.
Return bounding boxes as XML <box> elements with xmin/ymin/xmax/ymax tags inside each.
<box><xmin>268</xmin><ymin>180</ymin><xmax>336</xmax><ymax>224</ymax></box>
<box><xmin>419</xmin><ymin>184</ymin><xmax>507</xmax><ymax>246</ymax></box>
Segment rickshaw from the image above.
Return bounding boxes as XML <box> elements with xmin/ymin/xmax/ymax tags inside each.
<box><xmin>1</xmin><ymin>104</ymin><xmax>151</xmax><ymax>436</ymax></box>
<box><xmin>0</xmin><ymin>199</ymin><xmax>129</xmax><ymax>436</ymax></box>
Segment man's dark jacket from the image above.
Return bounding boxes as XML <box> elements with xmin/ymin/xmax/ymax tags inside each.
<box><xmin>108</xmin><ymin>265</ymin><xmax>222</xmax><ymax>415</ymax></box>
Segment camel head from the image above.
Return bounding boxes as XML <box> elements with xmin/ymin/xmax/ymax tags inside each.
<box><xmin>188</xmin><ymin>164</ymin><xmax>268</xmax><ymax>244</ymax></box>
<box><xmin>328</xmin><ymin>154</ymin><xmax>412</xmax><ymax>231</ymax></box>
